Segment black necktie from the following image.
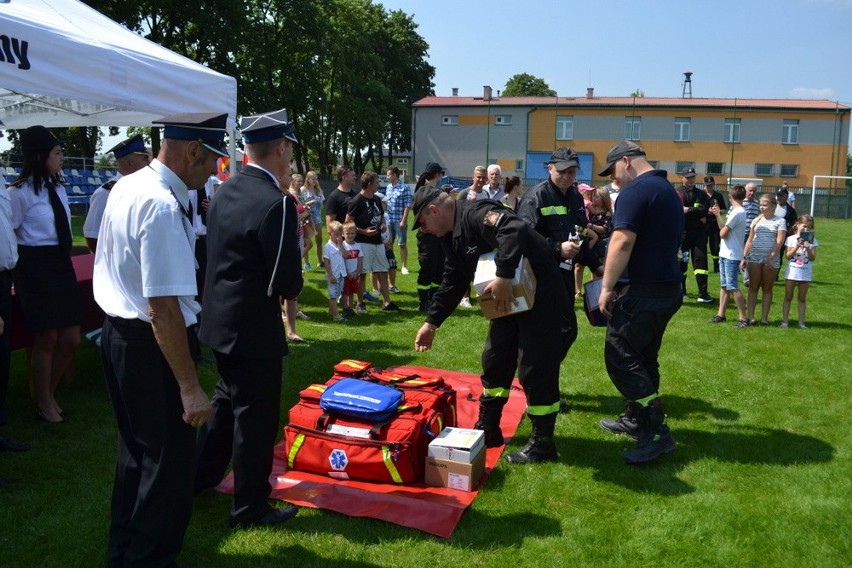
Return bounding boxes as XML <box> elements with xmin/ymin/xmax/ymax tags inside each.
<box><xmin>47</xmin><ymin>184</ymin><xmax>72</xmax><ymax>253</ymax></box>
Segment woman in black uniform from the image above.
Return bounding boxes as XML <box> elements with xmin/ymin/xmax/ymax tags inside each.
<box><xmin>8</xmin><ymin>126</ymin><xmax>81</xmax><ymax>423</ymax></box>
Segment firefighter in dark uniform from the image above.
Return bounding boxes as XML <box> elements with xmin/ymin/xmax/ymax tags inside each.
<box><xmin>413</xmin><ymin>162</ymin><xmax>446</xmax><ymax>312</ymax></box>
<box><xmin>412</xmin><ymin>189</ymin><xmax>568</xmax><ymax>464</ymax></box>
<box><xmin>516</xmin><ymin>147</ymin><xmax>592</xmax><ymax>358</ymax></box>
<box><xmin>678</xmin><ymin>167</ymin><xmax>713</xmax><ymax>303</ymax></box>
<box><xmin>702</xmin><ymin>175</ymin><xmax>727</xmax><ymax>273</ymax></box>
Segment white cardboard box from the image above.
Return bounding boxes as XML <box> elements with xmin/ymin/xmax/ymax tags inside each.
<box><xmin>427</xmin><ymin>427</ymin><xmax>485</xmax><ymax>463</ymax></box>
<box><xmin>472</xmin><ymin>253</ymin><xmax>537</xmax><ymax>320</ymax></box>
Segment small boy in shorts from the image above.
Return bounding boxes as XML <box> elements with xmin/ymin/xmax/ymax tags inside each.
<box><xmin>342</xmin><ymin>221</ymin><xmax>363</xmax><ymax>316</ymax></box>
<box><xmin>323</xmin><ymin>221</ymin><xmax>348</xmax><ymax>322</ymax></box>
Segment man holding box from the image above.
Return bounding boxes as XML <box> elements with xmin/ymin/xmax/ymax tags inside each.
<box><xmin>412</xmin><ymin>189</ymin><xmax>568</xmax><ymax>464</ymax></box>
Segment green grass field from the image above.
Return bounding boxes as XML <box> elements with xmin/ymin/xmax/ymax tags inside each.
<box><xmin>1</xmin><ymin>218</ymin><xmax>849</xmax><ymax>567</ymax></box>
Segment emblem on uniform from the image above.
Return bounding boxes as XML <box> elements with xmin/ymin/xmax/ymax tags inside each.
<box><xmin>484</xmin><ymin>211</ymin><xmax>504</xmax><ymax>227</ymax></box>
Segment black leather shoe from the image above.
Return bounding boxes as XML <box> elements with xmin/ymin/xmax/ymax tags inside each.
<box><xmin>230</xmin><ymin>506</ymin><xmax>298</xmax><ymax>528</ymax></box>
<box><xmin>0</xmin><ymin>434</ymin><xmax>30</xmax><ymax>452</ymax></box>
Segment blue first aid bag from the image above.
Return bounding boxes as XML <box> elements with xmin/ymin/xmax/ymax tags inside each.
<box><xmin>319</xmin><ymin>378</ymin><xmax>403</xmax><ymax>422</ymax></box>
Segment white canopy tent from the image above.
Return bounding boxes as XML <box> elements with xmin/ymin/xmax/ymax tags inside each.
<box><xmin>0</xmin><ymin>0</ymin><xmax>237</xmax><ymax>141</ymax></box>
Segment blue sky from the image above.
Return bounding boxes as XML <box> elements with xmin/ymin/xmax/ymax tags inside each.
<box><xmin>379</xmin><ymin>0</ymin><xmax>852</xmax><ymax>107</ymax></box>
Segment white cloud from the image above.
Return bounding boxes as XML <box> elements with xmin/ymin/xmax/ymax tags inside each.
<box><xmin>789</xmin><ymin>87</ymin><xmax>836</xmax><ymax>99</ymax></box>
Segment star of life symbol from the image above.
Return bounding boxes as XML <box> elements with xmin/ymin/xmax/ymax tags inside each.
<box><xmin>329</xmin><ymin>449</ymin><xmax>349</xmax><ymax>470</ymax></box>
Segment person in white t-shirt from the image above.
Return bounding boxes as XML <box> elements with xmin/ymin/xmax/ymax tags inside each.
<box><xmin>708</xmin><ymin>184</ymin><xmax>748</xmax><ymax>327</ymax></box>
<box><xmin>780</xmin><ymin>215</ymin><xmax>818</xmax><ymax>329</ymax></box>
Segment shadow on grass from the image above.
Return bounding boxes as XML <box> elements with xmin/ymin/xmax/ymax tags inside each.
<box><xmin>555</xmin><ymin>425</ymin><xmax>834</xmax><ymax>496</ymax></box>
<box><xmin>566</xmin><ymin>392</ymin><xmax>741</xmax><ymax>422</ymax></box>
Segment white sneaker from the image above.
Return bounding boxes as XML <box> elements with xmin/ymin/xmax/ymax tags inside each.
<box><xmin>401</xmin><ymin>267</ymin><xmax>410</xmax><ymax>275</ymax></box>
<box><xmin>459</xmin><ymin>297</ymin><xmax>472</xmax><ymax>308</ymax></box>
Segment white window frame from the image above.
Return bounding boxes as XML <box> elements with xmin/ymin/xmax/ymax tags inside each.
<box><xmin>396</xmin><ymin>158</ymin><xmax>409</xmax><ymax>165</ymax></box>
<box><xmin>556</xmin><ymin>116</ymin><xmax>574</xmax><ymax>140</ymax></box>
<box><xmin>514</xmin><ymin>159</ymin><xmax>524</xmax><ymax>171</ymax></box>
<box><xmin>676</xmin><ymin>161</ymin><xmax>695</xmax><ymax>175</ymax></box>
<box><xmin>674</xmin><ymin>118</ymin><xmax>691</xmax><ymax>142</ymax></box>
<box><xmin>625</xmin><ymin>116</ymin><xmax>641</xmax><ymax>141</ymax></box>
<box><xmin>442</xmin><ymin>115</ymin><xmax>458</xmax><ymax>126</ymax></box>
<box><xmin>724</xmin><ymin>118</ymin><xmax>741</xmax><ymax>143</ymax></box>
<box><xmin>782</xmin><ymin>119</ymin><xmax>799</xmax><ymax>145</ymax></box>
<box><xmin>495</xmin><ymin>115</ymin><xmax>512</xmax><ymax>126</ymax></box>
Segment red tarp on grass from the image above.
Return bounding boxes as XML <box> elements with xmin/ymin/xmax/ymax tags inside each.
<box><xmin>216</xmin><ymin>365</ymin><xmax>527</xmax><ymax>538</ymax></box>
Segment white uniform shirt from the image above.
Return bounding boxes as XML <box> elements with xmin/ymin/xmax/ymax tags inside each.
<box><xmin>83</xmin><ymin>173</ymin><xmax>123</xmax><ymax>239</ymax></box>
<box><xmin>0</xmin><ymin>186</ymin><xmax>19</xmax><ymax>271</ymax></box>
<box><xmin>93</xmin><ymin>160</ymin><xmax>200</xmax><ymax>325</ymax></box>
<box><xmin>8</xmin><ymin>178</ymin><xmax>72</xmax><ymax>246</ymax></box>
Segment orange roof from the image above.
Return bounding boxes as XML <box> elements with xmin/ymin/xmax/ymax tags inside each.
<box><xmin>413</xmin><ymin>96</ymin><xmax>850</xmax><ymax>111</ymax></box>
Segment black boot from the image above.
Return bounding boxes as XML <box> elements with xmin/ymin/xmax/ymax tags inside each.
<box><xmin>473</xmin><ymin>398</ymin><xmax>506</xmax><ymax>448</ymax></box>
<box><xmin>505</xmin><ymin>413</ymin><xmax>558</xmax><ymax>464</ymax></box>
<box><xmin>623</xmin><ymin>398</ymin><xmax>677</xmax><ymax>465</ymax></box>
<box><xmin>598</xmin><ymin>403</ymin><xmax>639</xmax><ymax>439</ymax></box>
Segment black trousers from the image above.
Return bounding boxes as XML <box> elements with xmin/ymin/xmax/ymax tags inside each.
<box><xmin>101</xmin><ymin>317</ymin><xmax>197</xmax><ymax>568</ymax></box>
<box><xmin>681</xmin><ymin>227</ymin><xmax>709</xmax><ymax>295</ymax></box>
<box><xmin>0</xmin><ymin>271</ymin><xmax>11</xmax><ymax>424</ymax></box>
<box><xmin>195</xmin><ymin>351</ymin><xmax>282</xmax><ymax>523</ymax></box>
<box><xmin>416</xmin><ymin>231</ymin><xmax>444</xmax><ymax>298</ymax></box>
<box><xmin>480</xmin><ymin>282</ymin><xmax>565</xmax><ymax>415</ymax></box>
<box><xmin>604</xmin><ymin>284</ymin><xmax>682</xmax><ymax>401</ymax></box>
<box><xmin>557</xmin><ymin>267</ymin><xmax>579</xmax><ymax>359</ymax></box>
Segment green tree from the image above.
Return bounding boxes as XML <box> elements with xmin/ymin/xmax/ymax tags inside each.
<box><xmin>630</xmin><ymin>89</ymin><xmax>646</xmax><ymax>97</ymax></box>
<box><xmin>503</xmin><ymin>73</ymin><xmax>556</xmax><ymax>97</ymax></box>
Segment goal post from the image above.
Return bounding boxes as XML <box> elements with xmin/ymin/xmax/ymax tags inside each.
<box><xmin>810</xmin><ymin>175</ymin><xmax>852</xmax><ymax>217</ymax></box>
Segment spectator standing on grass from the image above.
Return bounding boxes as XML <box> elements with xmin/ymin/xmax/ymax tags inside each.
<box><xmin>84</xmin><ymin>135</ymin><xmax>150</xmax><ymax>254</ymax></box>
<box><xmin>499</xmin><ymin>175</ymin><xmax>523</xmax><ymax>211</ymax></box>
<box><xmin>301</xmin><ymin>171</ymin><xmax>325</xmax><ymax>268</ymax></box>
<box><xmin>780</xmin><ymin>215</ymin><xmax>818</xmax><ymax>329</ymax></box>
<box><xmin>325</xmin><ymin>165</ymin><xmax>356</xmax><ymax>225</ymax></box>
<box><xmin>741</xmin><ymin>193</ymin><xmax>786</xmax><ymax>325</ymax></box>
<box><xmin>708</xmin><ymin>184</ymin><xmax>749</xmax><ymax>328</ymax></box>
<box><xmin>743</xmin><ymin>182</ymin><xmax>761</xmax><ymax>233</ymax></box>
<box><xmin>194</xmin><ymin>109</ymin><xmax>302</xmax><ymax>528</ymax></box>
<box><xmin>323</xmin><ymin>221</ymin><xmax>349</xmax><ymax>322</ymax></box>
<box><xmin>94</xmin><ymin>113</ymin><xmax>224</xmax><ymax>565</ymax></box>
<box><xmin>597</xmin><ymin>141</ymin><xmax>683</xmax><ymax>465</ymax></box>
<box><xmin>374</xmin><ymin>192</ymin><xmax>399</xmax><ymax>293</ymax></box>
<box><xmin>457</xmin><ymin>165</ymin><xmax>487</xmax><ymax>202</ymax></box>
<box><xmin>574</xmin><ymin>184</ymin><xmax>611</xmax><ymax>299</ymax></box>
<box><xmin>412</xmin><ymin>188</ymin><xmax>567</xmax><ymax>464</ymax></box>
<box><xmin>341</xmin><ymin>221</ymin><xmax>363</xmax><ymax>316</ymax></box>
<box><xmin>481</xmin><ymin>164</ymin><xmax>505</xmax><ymax>201</ymax></box>
<box><xmin>9</xmin><ymin>125</ymin><xmax>81</xmax><ymax>424</ymax></box>
<box><xmin>345</xmin><ymin>172</ymin><xmax>399</xmax><ymax>314</ymax></box>
<box><xmin>385</xmin><ymin>166</ymin><xmax>411</xmax><ymax>275</ymax></box>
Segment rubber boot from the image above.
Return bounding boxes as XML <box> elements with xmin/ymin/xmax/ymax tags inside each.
<box><xmin>473</xmin><ymin>398</ymin><xmax>506</xmax><ymax>448</ymax></box>
<box><xmin>505</xmin><ymin>413</ymin><xmax>558</xmax><ymax>464</ymax></box>
<box><xmin>598</xmin><ymin>403</ymin><xmax>639</xmax><ymax>439</ymax></box>
<box><xmin>623</xmin><ymin>398</ymin><xmax>677</xmax><ymax>465</ymax></box>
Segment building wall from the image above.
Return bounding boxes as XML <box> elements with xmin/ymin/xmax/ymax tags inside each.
<box><xmin>414</xmin><ymin>101</ymin><xmax>849</xmax><ymax>188</ymax></box>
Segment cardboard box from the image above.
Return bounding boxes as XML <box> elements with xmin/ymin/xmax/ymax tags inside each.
<box><xmin>427</xmin><ymin>427</ymin><xmax>485</xmax><ymax>463</ymax></box>
<box><xmin>424</xmin><ymin>449</ymin><xmax>486</xmax><ymax>492</ymax></box>
<box><xmin>473</xmin><ymin>253</ymin><xmax>537</xmax><ymax>320</ymax></box>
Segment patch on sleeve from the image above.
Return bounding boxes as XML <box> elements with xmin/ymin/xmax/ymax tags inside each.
<box><xmin>484</xmin><ymin>210</ymin><xmax>504</xmax><ymax>227</ymax></box>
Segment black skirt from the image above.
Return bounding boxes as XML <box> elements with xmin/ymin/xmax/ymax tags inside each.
<box><xmin>13</xmin><ymin>245</ymin><xmax>82</xmax><ymax>332</ymax></box>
